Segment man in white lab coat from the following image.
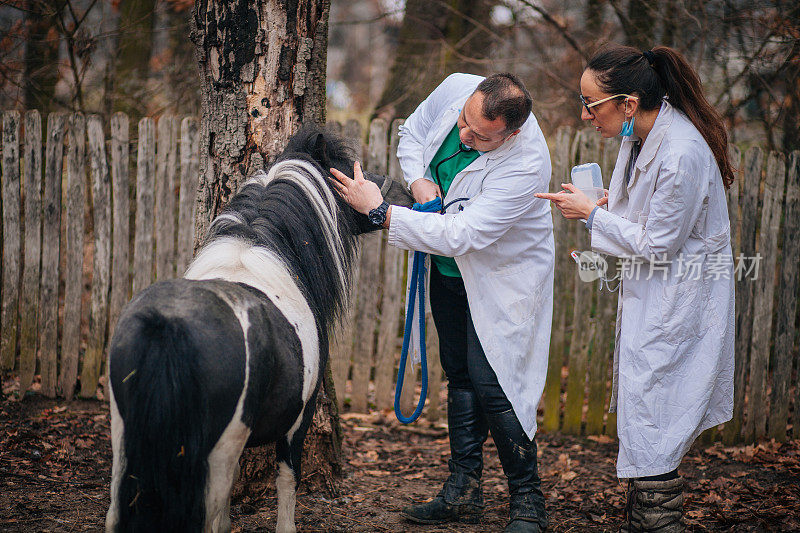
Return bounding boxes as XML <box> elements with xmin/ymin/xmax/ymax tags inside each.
<box><xmin>331</xmin><ymin>73</ymin><xmax>554</xmax><ymax>533</ymax></box>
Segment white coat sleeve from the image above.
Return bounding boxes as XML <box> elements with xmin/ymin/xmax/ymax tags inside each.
<box><xmin>388</xmin><ymin>168</ymin><xmax>546</xmax><ymax>256</ymax></box>
<box><xmin>397</xmin><ymin>74</ymin><xmax>466</xmax><ymax>188</ymax></box>
<box><xmin>591</xmin><ymin>158</ymin><xmax>708</xmax><ymax>261</ymax></box>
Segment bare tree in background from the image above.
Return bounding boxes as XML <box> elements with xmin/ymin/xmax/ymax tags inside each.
<box><xmin>191</xmin><ymin>0</ymin><xmax>343</xmax><ymax>499</ymax></box>
<box><xmin>373</xmin><ymin>0</ymin><xmax>496</xmax><ymax>121</ymax></box>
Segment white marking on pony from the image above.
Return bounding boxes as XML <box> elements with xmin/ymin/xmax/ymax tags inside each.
<box><xmin>203</xmin><ymin>298</ymin><xmax>253</xmax><ymax>533</ymax></box>
<box><xmin>276</xmin><ymin>462</ymin><xmax>297</xmax><ymax>533</ymax></box>
<box><xmin>185</xmin><ymin>238</ymin><xmax>319</xmax><ymax>403</ymax></box>
<box><xmin>209</xmin><ymin>213</ymin><xmax>244</xmax><ymax>229</ymax></box>
<box><xmin>105</xmin><ymin>384</ymin><xmax>126</xmax><ymax>533</ymax></box>
<box><xmin>248</xmin><ymin>161</ymin><xmax>349</xmax><ymax>302</ymax></box>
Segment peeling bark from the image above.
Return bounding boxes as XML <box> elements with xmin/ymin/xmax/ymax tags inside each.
<box><xmin>191</xmin><ymin>0</ymin><xmax>330</xmax><ymax>241</ymax></box>
<box><xmin>191</xmin><ymin>0</ymin><xmax>341</xmax><ymax>499</ymax></box>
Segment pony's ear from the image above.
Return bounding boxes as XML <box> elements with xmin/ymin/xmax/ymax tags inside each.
<box><xmin>310</xmin><ymin>132</ymin><xmax>329</xmax><ymax>167</ymax></box>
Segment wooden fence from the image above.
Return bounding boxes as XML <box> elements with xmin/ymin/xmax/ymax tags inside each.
<box><xmin>0</xmin><ymin>111</ymin><xmax>798</xmax><ymax>445</ymax></box>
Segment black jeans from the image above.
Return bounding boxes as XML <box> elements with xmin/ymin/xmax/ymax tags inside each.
<box><xmin>429</xmin><ymin>263</ymin><xmax>514</xmax><ymax>415</ymax></box>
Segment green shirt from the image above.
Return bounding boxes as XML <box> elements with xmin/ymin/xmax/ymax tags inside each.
<box><xmin>427</xmin><ymin>124</ymin><xmax>481</xmax><ymax>277</ymax></box>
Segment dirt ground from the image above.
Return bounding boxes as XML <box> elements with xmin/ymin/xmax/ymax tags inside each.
<box><xmin>2</xmin><ymin>394</ymin><xmax>799</xmax><ymax>532</ymax></box>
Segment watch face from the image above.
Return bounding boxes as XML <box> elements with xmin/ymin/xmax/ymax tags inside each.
<box><xmin>368</xmin><ymin>202</ymin><xmax>387</xmax><ymax>225</ymax></box>
<box><xmin>368</xmin><ymin>210</ymin><xmax>383</xmax><ymax>225</ymax></box>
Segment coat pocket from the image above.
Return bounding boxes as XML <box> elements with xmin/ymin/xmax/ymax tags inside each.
<box><xmin>488</xmin><ymin>264</ymin><xmax>543</xmax><ymax>325</ymax></box>
<box><xmin>658</xmin><ymin>278</ymin><xmax>708</xmax><ymax>346</ymax></box>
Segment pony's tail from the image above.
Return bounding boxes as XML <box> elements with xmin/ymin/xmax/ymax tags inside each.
<box><xmin>114</xmin><ymin>309</ymin><xmax>208</xmax><ymax>532</ymax></box>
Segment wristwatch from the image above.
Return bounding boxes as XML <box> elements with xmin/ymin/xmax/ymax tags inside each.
<box><xmin>367</xmin><ymin>201</ymin><xmax>390</xmax><ymax>227</ymax></box>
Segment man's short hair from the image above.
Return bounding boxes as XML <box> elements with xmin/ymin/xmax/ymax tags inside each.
<box><xmin>475</xmin><ymin>73</ymin><xmax>532</xmax><ymax>133</ymax></box>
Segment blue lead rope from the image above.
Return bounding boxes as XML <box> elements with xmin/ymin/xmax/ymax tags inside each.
<box><xmin>394</xmin><ymin>197</ymin><xmax>442</xmax><ymax>423</ymax></box>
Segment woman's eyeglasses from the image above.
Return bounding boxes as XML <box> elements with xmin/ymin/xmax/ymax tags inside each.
<box><xmin>580</xmin><ymin>94</ymin><xmax>639</xmax><ymax>116</ymax></box>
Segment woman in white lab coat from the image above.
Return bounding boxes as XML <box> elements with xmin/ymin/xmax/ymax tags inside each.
<box><xmin>537</xmin><ymin>45</ymin><xmax>735</xmax><ymax>532</ymax></box>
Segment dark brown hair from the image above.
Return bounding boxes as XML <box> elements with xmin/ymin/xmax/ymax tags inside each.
<box><xmin>475</xmin><ymin>73</ymin><xmax>532</xmax><ymax>133</ymax></box>
<box><xmin>587</xmin><ymin>44</ymin><xmax>734</xmax><ymax>188</ymax></box>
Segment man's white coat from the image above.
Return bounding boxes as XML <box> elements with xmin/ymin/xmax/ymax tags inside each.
<box><xmin>590</xmin><ymin>101</ymin><xmax>734</xmax><ymax>478</ymax></box>
<box><xmin>388</xmin><ymin>73</ymin><xmax>554</xmax><ymax>439</ymax></box>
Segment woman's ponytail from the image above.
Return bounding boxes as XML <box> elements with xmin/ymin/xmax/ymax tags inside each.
<box><xmin>587</xmin><ymin>44</ymin><xmax>735</xmax><ymax>189</ymax></box>
<box><xmin>650</xmin><ymin>47</ymin><xmax>735</xmax><ymax>188</ymax></box>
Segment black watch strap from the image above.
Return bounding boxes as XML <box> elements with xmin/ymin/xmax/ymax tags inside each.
<box><xmin>368</xmin><ymin>201</ymin><xmax>389</xmax><ymax>226</ymax></box>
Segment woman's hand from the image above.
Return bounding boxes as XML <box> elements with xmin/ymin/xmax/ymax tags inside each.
<box><xmin>534</xmin><ymin>183</ymin><xmax>599</xmax><ymax>220</ymax></box>
<box><xmin>598</xmin><ymin>189</ymin><xmax>609</xmax><ymax>207</ymax></box>
<box><xmin>329</xmin><ymin>161</ymin><xmax>384</xmax><ymax>215</ymax></box>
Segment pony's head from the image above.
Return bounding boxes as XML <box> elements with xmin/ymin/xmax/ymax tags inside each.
<box><xmin>279</xmin><ymin>125</ymin><xmax>414</xmax><ymax>233</ymax></box>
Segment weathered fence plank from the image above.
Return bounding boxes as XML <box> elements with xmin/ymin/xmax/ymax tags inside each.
<box><xmin>36</xmin><ymin>113</ymin><xmax>67</xmax><ymax>395</ymax></box>
<box><xmin>133</xmin><ymin>118</ymin><xmax>156</xmax><ymax>295</ymax></box>
<box><xmin>155</xmin><ymin>116</ymin><xmax>178</xmax><ymax>280</ymax></box>
<box><xmin>58</xmin><ymin>114</ymin><xmax>87</xmax><ymax>398</ymax></box>
<box><xmin>79</xmin><ymin>116</ymin><xmax>112</xmax><ymax>398</ymax></box>
<box><xmin>724</xmin><ymin>146</ymin><xmax>762</xmax><ymax>444</ymax></box>
<box><xmin>331</xmin><ymin>246</ymin><xmax>360</xmax><ymax>410</ymax></box>
<box><xmin>769</xmin><ymin>151</ymin><xmax>799</xmax><ymax>441</ymax></box>
<box><xmin>330</xmin><ymin>120</ymin><xmax>363</xmax><ymax>410</ymax></box>
<box><xmin>375</xmin><ymin>242</ymin><xmax>403</xmax><ymax>410</ymax></box>
<box><xmin>177</xmin><ymin>117</ymin><xmax>199</xmax><ymax>274</ymax></box>
<box><xmin>108</xmin><ymin>113</ymin><xmax>130</xmax><ymax>337</ymax></box>
<box><xmin>19</xmin><ymin>111</ymin><xmax>42</xmax><ymax>389</ymax></box>
<box><xmin>562</xmin><ymin>130</ymin><xmax>599</xmax><ymax>434</ymax></box>
<box><xmin>1</xmin><ymin>111</ymin><xmax>21</xmax><ymax>372</ymax></box>
<box><xmin>425</xmin><ymin>310</ymin><xmax>442</xmax><ymax>421</ymax></box>
<box><xmin>745</xmin><ymin>151</ymin><xmax>785</xmax><ymax>442</ymax></box>
<box><xmin>350</xmin><ymin>232</ymin><xmax>383</xmax><ymax>412</ymax></box>
<box><xmin>726</xmin><ymin>146</ymin><xmax>742</xmax><ymax>258</ymax></box>
<box><xmin>542</xmin><ymin>126</ymin><xmax>574</xmax><ymax>432</ymax></box>
<box><xmin>345</xmin><ymin>119</ymin><xmax>365</xmax><ymax>162</ymax></box>
<box><xmin>599</xmin><ymin>136</ymin><xmax>620</xmax><ymax>438</ymax></box>
<box><xmin>366</xmin><ymin>118</ymin><xmax>396</xmax><ymax>410</ymax></box>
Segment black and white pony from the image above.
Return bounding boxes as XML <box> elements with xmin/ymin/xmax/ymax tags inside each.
<box><xmin>105</xmin><ymin>126</ymin><xmax>413</xmax><ymax>533</ymax></box>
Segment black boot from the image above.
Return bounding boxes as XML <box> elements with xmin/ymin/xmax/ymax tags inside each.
<box><xmin>620</xmin><ymin>477</ymin><xmax>684</xmax><ymax>532</ymax></box>
<box><xmin>486</xmin><ymin>408</ymin><xmax>548</xmax><ymax>533</ymax></box>
<box><xmin>402</xmin><ymin>388</ymin><xmax>488</xmax><ymax>524</ymax></box>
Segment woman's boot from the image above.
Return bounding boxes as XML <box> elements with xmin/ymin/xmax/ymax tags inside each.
<box><xmin>485</xmin><ymin>408</ymin><xmax>548</xmax><ymax>533</ymax></box>
<box><xmin>402</xmin><ymin>388</ymin><xmax>488</xmax><ymax>524</ymax></box>
<box><xmin>621</xmin><ymin>477</ymin><xmax>684</xmax><ymax>532</ymax></box>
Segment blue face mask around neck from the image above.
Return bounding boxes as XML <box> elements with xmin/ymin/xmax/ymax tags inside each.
<box><xmin>619</xmin><ymin>115</ymin><xmax>635</xmax><ymax>137</ymax></box>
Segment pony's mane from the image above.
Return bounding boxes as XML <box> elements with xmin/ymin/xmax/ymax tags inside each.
<box><xmin>194</xmin><ymin>129</ymin><xmax>361</xmax><ymax>334</ymax></box>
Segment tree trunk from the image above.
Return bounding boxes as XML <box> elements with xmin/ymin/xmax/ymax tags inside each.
<box><xmin>191</xmin><ymin>0</ymin><xmax>342</xmax><ymax>500</ymax></box>
<box><xmin>373</xmin><ymin>0</ymin><xmax>495</xmax><ymax>121</ymax></box>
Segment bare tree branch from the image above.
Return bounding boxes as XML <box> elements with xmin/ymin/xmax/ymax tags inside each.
<box><xmin>516</xmin><ymin>0</ymin><xmax>589</xmax><ymax>61</ymax></box>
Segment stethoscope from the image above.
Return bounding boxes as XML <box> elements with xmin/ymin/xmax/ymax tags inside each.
<box><xmin>431</xmin><ymin>142</ymin><xmax>473</xmax><ymax>214</ymax></box>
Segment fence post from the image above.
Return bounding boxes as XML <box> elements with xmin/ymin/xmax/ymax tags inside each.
<box><xmin>562</xmin><ymin>130</ymin><xmax>599</xmax><ymax>435</ymax></box>
<box><xmin>724</xmin><ymin>146</ymin><xmax>762</xmax><ymax>444</ymax></box>
<box><xmin>59</xmin><ymin>114</ymin><xmax>87</xmax><ymax>398</ymax></box>
<box><xmin>79</xmin><ymin>115</ymin><xmax>112</xmax><ymax>398</ymax></box>
<box><xmin>109</xmin><ymin>113</ymin><xmax>131</xmax><ymax>339</ymax></box>
<box><xmin>19</xmin><ymin>111</ymin><xmax>42</xmax><ymax>391</ymax></box>
<box><xmin>368</xmin><ymin>119</ymin><xmax>396</xmax><ymax>411</ymax></box>
<box><xmin>586</xmin><ymin>136</ymin><xmax>620</xmax><ymax>436</ymax></box>
<box><xmin>745</xmin><ymin>151</ymin><xmax>785</xmax><ymax>442</ymax></box>
<box><xmin>133</xmin><ymin>118</ymin><xmax>156</xmax><ymax>295</ymax></box>
<box><xmin>542</xmin><ymin>126</ymin><xmax>574</xmax><ymax>432</ymax></box>
<box><xmin>769</xmin><ymin>151</ymin><xmax>799</xmax><ymax>441</ymax></box>
<box><xmin>156</xmin><ymin>116</ymin><xmax>179</xmax><ymax>280</ymax></box>
<box><xmin>1</xmin><ymin>111</ymin><xmax>21</xmax><ymax>373</ymax></box>
<box><xmin>350</xmin><ymin>230</ymin><xmax>382</xmax><ymax>413</ymax></box>
<box><xmin>36</xmin><ymin>113</ymin><xmax>67</xmax><ymax>396</ymax></box>
<box><xmin>177</xmin><ymin>117</ymin><xmax>199</xmax><ymax>274</ymax></box>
